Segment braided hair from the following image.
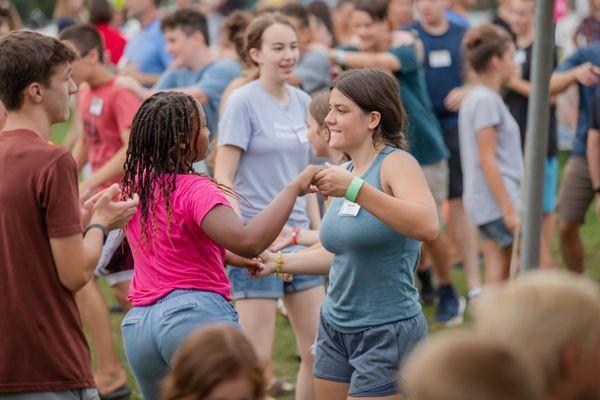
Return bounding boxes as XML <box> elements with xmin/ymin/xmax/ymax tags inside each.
<box><xmin>122</xmin><ymin>91</ymin><xmax>207</xmax><ymax>246</ymax></box>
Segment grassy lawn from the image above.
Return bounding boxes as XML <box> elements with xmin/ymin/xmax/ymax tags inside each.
<box><xmin>51</xmin><ymin>122</ymin><xmax>600</xmax><ymax>400</ymax></box>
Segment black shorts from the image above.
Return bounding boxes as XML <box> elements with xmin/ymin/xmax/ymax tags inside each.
<box><xmin>443</xmin><ymin>125</ymin><xmax>463</xmax><ymax>199</ymax></box>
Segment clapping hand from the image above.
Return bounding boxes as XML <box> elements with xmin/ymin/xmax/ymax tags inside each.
<box><xmin>89</xmin><ymin>184</ymin><xmax>140</xmax><ymax>230</ymax></box>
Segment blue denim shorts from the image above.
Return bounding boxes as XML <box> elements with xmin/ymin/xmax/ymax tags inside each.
<box><xmin>543</xmin><ymin>157</ymin><xmax>558</xmax><ymax>213</ymax></box>
<box><xmin>478</xmin><ymin>218</ymin><xmax>514</xmax><ymax>249</ymax></box>
<box><xmin>121</xmin><ymin>290</ymin><xmax>240</xmax><ymax>400</ymax></box>
<box><xmin>227</xmin><ymin>246</ymin><xmax>323</xmax><ymax>300</ymax></box>
<box><xmin>313</xmin><ymin>313</ymin><xmax>428</xmax><ymax>397</ymax></box>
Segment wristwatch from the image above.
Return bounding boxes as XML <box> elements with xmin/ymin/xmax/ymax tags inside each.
<box><xmin>84</xmin><ymin>223</ymin><xmax>109</xmax><ymax>244</ymax></box>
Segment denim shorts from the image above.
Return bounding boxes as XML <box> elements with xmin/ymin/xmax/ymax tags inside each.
<box><xmin>543</xmin><ymin>157</ymin><xmax>558</xmax><ymax>213</ymax></box>
<box><xmin>227</xmin><ymin>245</ymin><xmax>323</xmax><ymax>300</ymax></box>
<box><xmin>313</xmin><ymin>313</ymin><xmax>428</xmax><ymax>397</ymax></box>
<box><xmin>121</xmin><ymin>289</ymin><xmax>240</xmax><ymax>400</ymax></box>
<box><xmin>478</xmin><ymin>218</ymin><xmax>514</xmax><ymax>249</ymax></box>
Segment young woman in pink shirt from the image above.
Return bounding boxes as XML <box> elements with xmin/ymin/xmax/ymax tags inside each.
<box><xmin>120</xmin><ymin>91</ymin><xmax>320</xmax><ymax>400</ymax></box>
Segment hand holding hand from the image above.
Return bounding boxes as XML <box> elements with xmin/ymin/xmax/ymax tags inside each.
<box><xmin>90</xmin><ymin>184</ymin><xmax>140</xmax><ymax>230</ymax></box>
<box><xmin>292</xmin><ymin>165</ymin><xmax>325</xmax><ymax>196</ymax></box>
<box><xmin>312</xmin><ymin>164</ymin><xmax>353</xmax><ymax>198</ymax></box>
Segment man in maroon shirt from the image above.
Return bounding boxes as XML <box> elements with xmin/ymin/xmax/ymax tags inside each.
<box><xmin>0</xmin><ymin>31</ymin><xmax>139</xmax><ymax>399</ymax></box>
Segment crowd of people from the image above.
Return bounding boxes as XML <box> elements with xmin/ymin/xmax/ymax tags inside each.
<box><xmin>0</xmin><ymin>0</ymin><xmax>599</xmax><ymax>399</ymax></box>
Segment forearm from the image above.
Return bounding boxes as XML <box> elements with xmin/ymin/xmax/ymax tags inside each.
<box><xmin>72</xmin><ymin>136</ymin><xmax>88</xmax><ymax>171</ymax></box>
<box><xmin>137</xmin><ymin>72</ymin><xmax>162</xmax><ymax>87</ymax></box>
<box><xmin>481</xmin><ymin>159</ymin><xmax>515</xmax><ymax>214</ymax></box>
<box><xmin>333</xmin><ymin>50</ymin><xmax>399</xmax><ymax>72</ymax></box>
<box><xmin>278</xmin><ymin>245</ymin><xmax>333</xmax><ymax>275</ymax></box>
<box><xmin>242</xmin><ymin>184</ymin><xmax>302</xmax><ymax>254</ymax></box>
<box><xmin>297</xmin><ymin>229</ymin><xmax>320</xmax><ymax>246</ymax></box>
<box><xmin>355</xmin><ymin>182</ymin><xmax>438</xmax><ymax>242</ymax></box>
<box><xmin>81</xmin><ymin>147</ymin><xmax>126</xmax><ymax>191</ymax></box>
<box><xmin>550</xmin><ymin>70</ymin><xmax>576</xmax><ymax>94</ymax></box>
<box><xmin>307</xmin><ymin>193</ymin><xmax>321</xmax><ymax>229</ymax></box>
<box><xmin>587</xmin><ymin>130</ymin><xmax>600</xmax><ymax>189</ymax></box>
<box><xmin>507</xmin><ymin>77</ymin><xmax>531</xmax><ymax>97</ymax></box>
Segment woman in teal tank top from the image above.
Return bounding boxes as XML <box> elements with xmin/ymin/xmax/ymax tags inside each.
<box><xmin>256</xmin><ymin>68</ymin><xmax>439</xmax><ymax>399</ymax></box>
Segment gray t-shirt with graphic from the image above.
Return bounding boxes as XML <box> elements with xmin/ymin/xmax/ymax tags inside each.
<box><xmin>458</xmin><ymin>84</ymin><xmax>523</xmax><ymax>226</ymax></box>
<box><xmin>218</xmin><ymin>80</ymin><xmax>311</xmax><ymax>228</ymax></box>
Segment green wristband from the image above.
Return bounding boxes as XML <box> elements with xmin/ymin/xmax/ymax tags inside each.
<box><xmin>345</xmin><ymin>177</ymin><xmax>364</xmax><ymax>202</ymax></box>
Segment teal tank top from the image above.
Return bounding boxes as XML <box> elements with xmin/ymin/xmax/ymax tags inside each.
<box><xmin>319</xmin><ymin>146</ymin><xmax>422</xmax><ymax>332</ymax></box>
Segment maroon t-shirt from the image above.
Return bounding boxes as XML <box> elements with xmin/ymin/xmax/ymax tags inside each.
<box><xmin>0</xmin><ymin>129</ymin><xmax>94</xmax><ymax>392</ymax></box>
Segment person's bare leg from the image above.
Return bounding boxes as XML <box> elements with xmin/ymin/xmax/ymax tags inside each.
<box><xmin>447</xmin><ymin>199</ymin><xmax>481</xmax><ymax>290</ymax></box>
<box><xmin>425</xmin><ymin>233</ymin><xmax>452</xmax><ymax>286</ymax></box>
<box><xmin>540</xmin><ymin>213</ymin><xmax>558</xmax><ymax>269</ymax></box>
<box><xmin>348</xmin><ymin>395</ymin><xmax>404</xmax><ymax>400</ymax></box>
<box><xmin>480</xmin><ymin>240</ymin><xmax>506</xmax><ymax>285</ymax></box>
<box><xmin>110</xmin><ymin>280</ymin><xmax>132</xmax><ymax>313</ymax></box>
<box><xmin>76</xmin><ymin>279</ymin><xmax>128</xmax><ymax>396</ymax></box>
<box><xmin>558</xmin><ymin>219</ymin><xmax>585</xmax><ymax>273</ymax></box>
<box><xmin>284</xmin><ymin>286</ymin><xmax>325</xmax><ymax>400</ymax></box>
<box><xmin>235</xmin><ymin>299</ymin><xmax>278</xmax><ymax>390</ymax></box>
<box><xmin>315</xmin><ymin>378</ymin><xmax>349</xmax><ymax>400</ymax></box>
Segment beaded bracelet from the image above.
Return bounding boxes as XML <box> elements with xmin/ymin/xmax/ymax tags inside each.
<box><xmin>291</xmin><ymin>227</ymin><xmax>300</xmax><ymax>245</ymax></box>
<box><xmin>275</xmin><ymin>251</ymin><xmax>285</xmax><ymax>276</ymax></box>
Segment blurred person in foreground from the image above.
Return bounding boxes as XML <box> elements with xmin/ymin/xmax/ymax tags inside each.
<box><xmin>475</xmin><ymin>271</ymin><xmax>600</xmax><ymax>400</ymax></box>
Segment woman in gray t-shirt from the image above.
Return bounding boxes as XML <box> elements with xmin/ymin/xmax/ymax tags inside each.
<box><xmin>458</xmin><ymin>24</ymin><xmax>523</xmax><ymax>284</ymax></box>
<box><xmin>215</xmin><ymin>14</ymin><xmax>324</xmax><ymax>397</ymax></box>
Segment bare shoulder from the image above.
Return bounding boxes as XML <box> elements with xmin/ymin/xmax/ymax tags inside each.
<box><xmin>380</xmin><ymin>150</ymin><xmax>424</xmax><ymax>191</ymax></box>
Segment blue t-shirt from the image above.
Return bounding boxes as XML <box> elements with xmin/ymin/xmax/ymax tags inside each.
<box><xmin>445</xmin><ymin>10</ymin><xmax>471</xmax><ymax>28</ymax></box>
<box><xmin>404</xmin><ymin>21</ymin><xmax>466</xmax><ymax>131</ymax></box>
<box><xmin>154</xmin><ymin>59</ymin><xmax>242</xmax><ymax>136</ymax></box>
<box><xmin>123</xmin><ymin>19</ymin><xmax>172</xmax><ymax>76</ymax></box>
<box><xmin>556</xmin><ymin>42</ymin><xmax>600</xmax><ymax>156</ymax></box>
<box><xmin>320</xmin><ymin>147</ymin><xmax>422</xmax><ymax>332</ymax></box>
<box><xmin>218</xmin><ymin>80</ymin><xmax>311</xmax><ymax>228</ymax></box>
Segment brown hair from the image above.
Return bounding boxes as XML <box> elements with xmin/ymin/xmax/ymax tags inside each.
<box><xmin>0</xmin><ymin>1</ymin><xmax>22</xmax><ymax>32</ymax></box>
<box><xmin>309</xmin><ymin>89</ymin><xmax>330</xmax><ymax>127</ymax></box>
<box><xmin>0</xmin><ymin>31</ymin><xmax>76</xmax><ymax>111</ymax></box>
<box><xmin>221</xmin><ymin>10</ymin><xmax>252</xmax><ymax>64</ymax></box>
<box><xmin>89</xmin><ymin>0</ymin><xmax>113</xmax><ymax>25</ymax></box>
<box><xmin>60</xmin><ymin>23</ymin><xmax>105</xmax><ymax>63</ymax></box>
<box><xmin>463</xmin><ymin>23</ymin><xmax>513</xmax><ymax>73</ymax></box>
<box><xmin>332</xmin><ymin>68</ymin><xmax>407</xmax><ymax>149</ymax></box>
<box><xmin>161</xmin><ymin>8</ymin><xmax>210</xmax><ymax>46</ymax></box>
<box><xmin>353</xmin><ymin>0</ymin><xmax>389</xmax><ymax>22</ymax></box>
<box><xmin>162</xmin><ymin>324</ymin><xmax>265</xmax><ymax>400</ymax></box>
<box><xmin>403</xmin><ymin>330</ymin><xmax>542</xmax><ymax>400</ymax></box>
<box><xmin>245</xmin><ymin>13</ymin><xmax>297</xmax><ymax>67</ymax></box>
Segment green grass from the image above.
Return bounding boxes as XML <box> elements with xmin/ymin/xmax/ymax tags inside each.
<box><xmin>54</xmin><ymin>121</ymin><xmax>599</xmax><ymax>399</ymax></box>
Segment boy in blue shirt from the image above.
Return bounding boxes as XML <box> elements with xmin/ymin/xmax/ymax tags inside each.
<box><xmin>120</xmin><ymin>0</ymin><xmax>172</xmax><ymax>86</ymax></box>
<box><xmin>404</xmin><ymin>0</ymin><xmax>482</xmax><ymax>301</ymax></box>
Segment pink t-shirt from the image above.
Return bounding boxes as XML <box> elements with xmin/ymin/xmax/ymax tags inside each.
<box><xmin>126</xmin><ymin>174</ymin><xmax>232</xmax><ymax>306</ymax></box>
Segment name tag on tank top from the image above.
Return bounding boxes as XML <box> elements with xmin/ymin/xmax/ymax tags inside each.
<box><xmin>428</xmin><ymin>50</ymin><xmax>452</xmax><ymax>68</ymax></box>
<box><xmin>339</xmin><ymin>200</ymin><xmax>361</xmax><ymax>217</ymax></box>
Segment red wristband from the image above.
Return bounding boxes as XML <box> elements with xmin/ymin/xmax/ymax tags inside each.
<box><xmin>291</xmin><ymin>227</ymin><xmax>300</xmax><ymax>245</ymax></box>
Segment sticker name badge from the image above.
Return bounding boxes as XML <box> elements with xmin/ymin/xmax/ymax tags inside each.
<box><xmin>294</xmin><ymin>125</ymin><xmax>309</xmax><ymax>143</ymax></box>
<box><xmin>514</xmin><ymin>49</ymin><xmax>527</xmax><ymax>65</ymax></box>
<box><xmin>428</xmin><ymin>50</ymin><xmax>452</xmax><ymax>68</ymax></box>
<box><xmin>339</xmin><ymin>200</ymin><xmax>361</xmax><ymax>217</ymax></box>
<box><xmin>89</xmin><ymin>98</ymin><xmax>104</xmax><ymax>116</ymax></box>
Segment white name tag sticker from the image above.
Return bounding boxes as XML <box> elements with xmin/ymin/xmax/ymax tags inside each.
<box><xmin>294</xmin><ymin>125</ymin><xmax>309</xmax><ymax>143</ymax></box>
<box><xmin>339</xmin><ymin>200</ymin><xmax>361</xmax><ymax>217</ymax></box>
<box><xmin>89</xmin><ymin>97</ymin><xmax>104</xmax><ymax>116</ymax></box>
<box><xmin>514</xmin><ymin>49</ymin><xmax>527</xmax><ymax>65</ymax></box>
<box><xmin>428</xmin><ymin>50</ymin><xmax>452</xmax><ymax>68</ymax></box>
